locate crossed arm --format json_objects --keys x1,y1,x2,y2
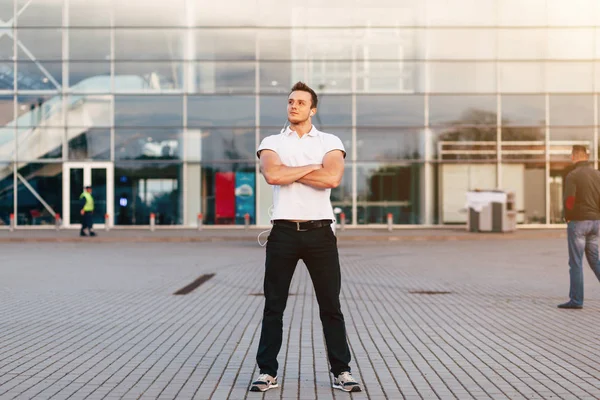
[{"x1": 259, "y1": 149, "x2": 345, "y2": 189}]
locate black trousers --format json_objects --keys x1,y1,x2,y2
[
  {"x1": 81, "y1": 212, "x2": 93, "y2": 231},
  {"x1": 256, "y1": 224, "x2": 352, "y2": 377}
]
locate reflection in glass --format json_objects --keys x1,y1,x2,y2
[
  {"x1": 550, "y1": 161, "x2": 573, "y2": 224},
  {"x1": 426, "y1": 0, "x2": 496, "y2": 26},
  {"x1": 0, "y1": 35, "x2": 13, "y2": 62},
  {"x1": 498, "y1": 29, "x2": 546, "y2": 60},
  {"x1": 115, "y1": 96, "x2": 183, "y2": 127},
  {"x1": 498, "y1": 62, "x2": 545, "y2": 93},
  {"x1": 260, "y1": 62, "x2": 293, "y2": 94},
  {"x1": 16, "y1": 162, "x2": 62, "y2": 226},
  {"x1": 68, "y1": 128, "x2": 111, "y2": 160},
  {"x1": 69, "y1": 64, "x2": 111, "y2": 91},
  {"x1": 16, "y1": 127, "x2": 63, "y2": 161},
  {"x1": 430, "y1": 95, "x2": 497, "y2": 127},
  {"x1": 498, "y1": 0, "x2": 547, "y2": 26},
  {"x1": 91, "y1": 168, "x2": 107, "y2": 224},
  {"x1": 548, "y1": 0, "x2": 596, "y2": 26},
  {"x1": 17, "y1": 29, "x2": 62, "y2": 60},
  {"x1": 296, "y1": 61, "x2": 352, "y2": 93},
  {"x1": 547, "y1": 29, "x2": 594, "y2": 60},
  {"x1": 199, "y1": 163, "x2": 255, "y2": 225},
  {"x1": 503, "y1": 163, "x2": 546, "y2": 224},
  {"x1": 357, "y1": 95, "x2": 424, "y2": 127},
  {"x1": 0, "y1": 61, "x2": 14, "y2": 90},
  {"x1": 501, "y1": 95, "x2": 545, "y2": 126},
  {"x1": 429, "y1": 62, "x2": 496, "y2": 93},
  {"x1": 195, "y1": 62, "x2": 255, "y2": 93},
  {"x1": 196, "y1": 128, "x2": 256, "y2": 162},
  {"x1": 114, "y1": 0, "x2": 186, "y2": 27},
  {"x1": 115, "y1": 29, "x2": 185, "y2": 61},
  {"x1": 357, "y1": 129, "x2": 424, "y2": 161},
  {"x1": 17, "y1": 62, "x2": 62, "y2": 91},
  {"x1": 188, "y1": 96, "x2": 254, "y2": 127},
  {"x1": 115, "y1": 128, "x2": 182, "y2": 160},
  {"x1": 331, "y1": 166, "x2": 352, "y2": 224},
  {"x1": 0, "y1": 96, "x2": 14, "y2": 127},
  {"x1": 16, "y1": 94, "x2": 63, "y2": 127},
  {"x1": 69, "y1": 167, "x2": 84, "y2": 225},
  {"x1": 69, "y1": 0, "x2": 111, "y2": 26},
  {"x1": 549, "y1": 95, "x2": 593, "y2": 126},
  {"x1": 434, "y1": 127, "x2": 498, "y2": 161},
  {"x1": 0, "y1": 1, "x2": 13, "y2": 23},
  {"x1": 69, "y1": 30, "x2": 111, "y2": 60},
  {"x1": 257, "y1": 30, "x2": 293, "y2": 59},
  {"x1": 357, "y1": 163, "x2": 423, "y2": 224},
  {"x1": 549, "y1": 128, "x2": 593, "y2": 146},
  {"x1": 0, "y1": 164, "x2": 12, "y2": 226},
  {"x1": 114, "y1": 62, "x2": 184, "y2": 92},
  {"x1": 114, "y1": 162, "x2": 182, "y2": 225},
  {"x1": 66, "y1": 95, "x2": 111, "y2": 128},
  {"x1": 195, "y1": 0, "x2": 257, "y2": 26}
]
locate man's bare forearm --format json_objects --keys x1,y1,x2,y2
[
  {"x1": 263, "y1": 164, "x2": 320, "y2": 185},
  {"x1": 297, "y1": 168, "x2": 340, "y2": 189}
]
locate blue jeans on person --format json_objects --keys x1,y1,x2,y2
[{"x1": 567, "y1": 220, "x2": 600, "y2": 305}]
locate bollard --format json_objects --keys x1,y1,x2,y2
[
  {"x1": 197, "y1": 213, "x2": 203, "y2": 231},
  {"x1": 105, "y1": 214, "x2": 110, "y2": 231},
  {"x1": 9, "y1": 213, "x2": 14, "y2": 232},
  {"x1": 340, "y1": 212, "x2": 346, "y2": 231},
  {"x1": 244, "y1": 213, "x2": 250, "y2": 229},
  {"x1": 150, "y1": 213, "x2": 155, "y2": 231},
  {"x1": 387, "y1": 213, "x2": 393, "y2": 231},
  {"x1": 55, "y1": 213, "x2": 61, "y2": 231}
]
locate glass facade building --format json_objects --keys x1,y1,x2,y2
[{"x1": 1, "y1": 0, "x2": 599, "y2": 228}]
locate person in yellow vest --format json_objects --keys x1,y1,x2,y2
[{"x1": 80, "y1": 186, "x2": 96, "y2": 237}]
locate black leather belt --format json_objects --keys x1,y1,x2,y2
[{"x1": 273, "y1": 219, "x2": 333, "y2": 231}]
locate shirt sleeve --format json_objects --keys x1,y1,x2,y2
[
  {"x1": 323, "y1": 134, "x2": 346, "y2": 159},
  {"x1": 257, "y1": 136, "x2": 278, "y2": 159}
]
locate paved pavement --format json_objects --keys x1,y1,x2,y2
[{"x1": 0, "y1": 236, "x2": 599, "y2": 399}]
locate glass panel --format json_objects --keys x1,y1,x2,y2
[
  {"x1": 114, "y1": 162, "x2": 183, "y2": 225},
  {"x1": 196, "y1": 29, "x2": 255, "y2": 61},
  {"x1": 548, "y1": 29, "x2": 594, "y2": 60},
  {"x1": 195, "y1": 0, "x2": 256, "y2": 26},
  {"x1": 114, "y1": 0, "x2": 186, "y2": 27},
  {"x1": 501, "y1": 128, "x2": 545, "y2": 162},
  {"x1": 498, "y1": 62, "x2": 545, "y2": 93},
  {"x1": 114, "y1": 62, "x2": 184, "y2": 92},
  {"x1": 428, "y1": 62, "x2": 496, "y2": 93},
  {"x1": 16, "y1": 94, "x2": 63, "y2": 127},
  {"x1": 426, "y1": 0, "x2": 496, "y2": 26},
  {"x1": 331, "y1": 165, "x2": 352, "y2": 224},
  {"x1": 17, "y1": 0, "x2": 62, "y2": 27},
  {"x1": 199, "y1": 163, "x2": 255, "y2": 225},
  {"x1": 0, "y1": 61, "x2": 14, "y2": 90},
  {"x1": 434, "y1": 127, "x2": 498, "y2": 161},
  {"x1": 0, "y1": 35, "x2": 14, "y2": 62},
  {"x1": 16, "y1": 162, "x2": 62, "y2": 226},
  {"x1": 356, "y1": 28, "x2": 422, "y2": 60},
  {"x1": 17, "y1": 29, "x2": 62, "y2": 60},
  {"x1": 66, "y1": 95, "x2": 111, "y2": 128},
  {"x1": 91, "y1": 168, "x2": 107, "y2": 224},
  {"x1": 17, "y1": 62, "x2": 62, "y2": 90},
  {"x1": 0, "y1": 0, "x2": 13, "y2": 22},
  {"x1": 427, "y1": 29, "x2": 496, "y2": 60},
  {"x1": 194, "y1": 62, "x2": 255, "y2": 94},
  {"x1": 261, "y1": 94, "x2": 351, "y2": 127},
  {"x1": 115, "y1": 29, "x2": 185, "y2": 61},
  {"x1": 196, "y1": 128, "x2": 256, "y2": 162},
  {"x1": 0, "y1": 95, "x2": 14, "y2": 127},
  {"x1": 115, "y1": 128, "x2": 182, "y2": 160},
  {"x1": 16, "y1": 127, "x2": 63, "y2": 161},
  {"x1": 498, "y1": 29, "x2": 546, "y2": 60},
  {"x1": 258, "y1": 29, "x2": 292, "y2": 60},
  {"x1": 356, "y1": 61, "x2": 421, "y2": 93},
  {"x1": 548, "y1": 0, "x2": 596, "y2": 26},
  {"x1": 498, "y1": 0, "x2": 547, "y2": 26},
  {"x1": 68, "y1": 128, "x2": 111, "y2": 160},
  {"x1": 357, "y1": 95, "x2": 424, "y2": 127},
  {"x1": 300, "y1": 61, "x2": 352, "y2": 93},
  {"x1": 0, "y1": 95, "x2": 14, "y2": 160},
  {"x1": 259, "y1": 61, "x2": 293, "y2": 93},
  {"x1": 546, "y1": 62, "x2": 594, "y2": 93},
  {"x1": 290, "y1": 29, "x2": 354, "y2": 60},
  {"x1": 550, "y1": 127, "x2": 593, "y2": 142},
  {"x1": 115, "y1": 96, "x2": 183, "y2": 127},
  {"x1": 357, "y1": 162, "x2": 423, "y2": 224},
  {"x1": 501, "y1": 163, "x2": 546, "y2": 224},
  {"x1": 69, "y1": 167, "x2": 84, "y2": 225},
  {"x1": 69, "y1": 0, "x2": 111, "y2": 27},
  {"x1": 188, "y1": 95, "x2": 254, "y2": 127},
  {"x1": 430, "y1": 95, "x2": 497, "y2": 127},
  {"x1": 501, "y1": 95, "x2": 546, "y2": 126},
  {"x1": 549, "y1": 95, "x2": 594, "y2": 126},
  {"x1": 0, "y1": 163, "x2": 13, "y2": 226},
  {"x1": 357, "y1": 128, "x2": 424, "y2": 161},
  {"x1": 69, "y1": 64, "x2": 111, "y2": 91},
  {"x1": 69, "y1": 29, "x2": 111, "y2": 61}
]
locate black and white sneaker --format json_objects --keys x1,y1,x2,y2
[
  {"x1": 333, "y1": 371, "x2": 362, "y2": 392},
  {"x1": 249, "y1": 373, "x2": 278, "y2": 392}
]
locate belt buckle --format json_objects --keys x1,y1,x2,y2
[{"x1": 296, "y1": 222, "x2": 308, "y2": 232}]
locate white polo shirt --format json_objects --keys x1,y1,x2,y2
[{"x1": 257, "y1": 125, "x2": 346, "y2": 222}]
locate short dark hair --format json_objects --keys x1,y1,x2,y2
[
  {"x1": 572, "y1": 145, "x2": 589, "y2": 158},
  {"x1": 289, "y1": 81, "x2": 318, "y2": 109}
]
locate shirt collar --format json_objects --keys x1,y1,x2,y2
[{"x1": 283, "y1": 125, "x2": 319, "y2": 137}]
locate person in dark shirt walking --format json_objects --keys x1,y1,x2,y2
[{"x1": 559, "y1": 145, "x2": 600, "y2": 309}]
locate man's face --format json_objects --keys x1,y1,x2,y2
[{"x1": 287, "y1": 91, "x2": 314, "y2": 125}]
